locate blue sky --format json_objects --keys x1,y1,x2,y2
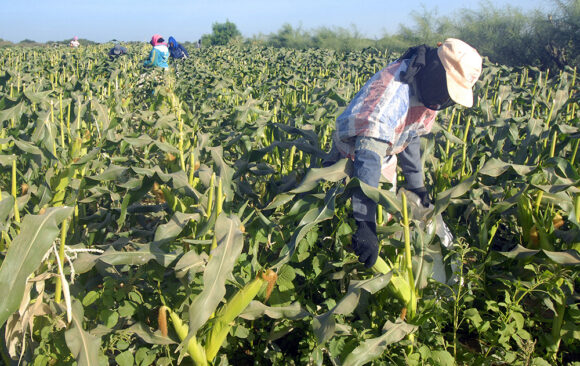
[{"x1": 2, "y1": 0, "x2": 551, "y2": 43}]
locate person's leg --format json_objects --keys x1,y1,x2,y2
[
  {"x1": 352, "y1": 137, "x2": 389, "y2": 222},
  {"x1": 351, "y1": 136, "x2": 389, "y2": 267}
]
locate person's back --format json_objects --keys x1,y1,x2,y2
[
  {"x1": 168, "y1": 36, "x2": 189, "y2": 59},
  {"x1": 144, "y1": 34, "x2": 169, "y2": 68},
  {"x1": 70, "y1": 36, "x2": 80, "y2": 48},
  {"x1": 109, "y1": 44, "x2": 128, "y2": 60}
]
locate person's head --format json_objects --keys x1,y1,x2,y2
[
  {"x1": 150, "y1": 34, "x2": 166, "y2": 47},
  {"x1": 416, "y1": 38, "x2": 482, "y2": 110},
  {"x1": 73, "y1": 36, "x2": 78, "y2": 41},
  {"x1": 168, "y1": 36, "x2": 177, "y2": 48}
]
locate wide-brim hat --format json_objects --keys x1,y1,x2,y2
[{"x1": 437, "y1": 38, "x2": 482, "y2": 108}]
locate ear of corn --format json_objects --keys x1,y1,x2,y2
[
  {"x1": 205, "y1": 274, "x2": 266, "y2": 361},
  {"x1": 372, "y1": 257, "x2": 413, "y2": 306},
  {"x1": 518, "y1": 194, "x2": 534, "y2": 245},
  {"x1": 370, "y1": 192, "x2": 417, "y2": 320},
  {"x1": 371, "y1": 256, "x2": 391, "y2": 274},
  {"x1": 160, "y1": 305, "x2": 207, "y2": 366}
]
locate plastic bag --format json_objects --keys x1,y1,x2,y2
[{"x1": 397, "y1": 188, "x2": 459, "y2": 285}]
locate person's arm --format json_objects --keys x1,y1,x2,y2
[
  {"x1": 143, "y1": 49, "x2": 155, "y2": 67},
  {"x1": 181, "y1": 44, "x2": 189, "y2": 58}
]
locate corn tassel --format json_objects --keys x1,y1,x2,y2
[
  {"x1": 206, "y1": 172, "x2": 215, "y2": 218},
  {"x1": 12, "y1": 159, "x2": 20, "y2": 224},
  {"x1": 189, "y1": 150, "x2": 198, "y2": 187},
  {"x1": 215, "y1": 177, "x2": 223, "y2": 218},
  {"x1": 210, "y1": 177, "x2": 224, "y2": 251}
]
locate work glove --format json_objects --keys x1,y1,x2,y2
[
  {"x1": 352, "y1": 220, "x2": 379, "y2": 268},
  {"x1": 408, "y1": 186, "x2": 431, "y2": 208}
]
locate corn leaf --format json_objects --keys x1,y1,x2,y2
[
  {"x1": 0, "y1": 206, "x2": 73, "y2": 327},
  {"x1": 0, "y1": 154, "x2": 17, "y2": 167},
  {"x1": 64, "y1": 300, "x2": 102, "y2": 366},
  {"x1": 351, "y1": 179, "x2": 402, "y2": 213},
  {"x1": 239, "y1": 301, "x2": 309, "y2": 320},
  {"x1": 432, "y1": 175, "x2": 477, "y2": 217},
  {"x1": 342, "y1": 319, "x2": 417, "y2": 366},
  {"x1": 274, "y1": 185, "x2": 339, "y2": 268},
  {"x1": 0, "y1": 195, "x2": 14, "y2": 226},
  {"x1": 479, "y1": 158, "x2": 537, "y2": 177},
  {"x1": 72, "y1": 243, "x2": 179, "y2": 274},
  {"x1": 313, "y1": 273, "x2": 392, "y2": 344},
  {"x1": 174, "y1": 250, "x2": 208, "y2": 279},
  {"x1": 125, "y1": 323, "x2": 176, "y2": 345},
  {"x1": 0, "y1": 100, "x2": 26, "y2": 123},
  {"x1": 187, "y1": 213, "x2": 244, "y2": 338},
  {"x1": 289, "y1": 158, "x2": 350, "y2": 194},
  {"x1": 153, "y1": 212, "x2": 201, "y2": 245},
  {"x1": 494, "y1": 245, "x2": 580, "y2": 265}
]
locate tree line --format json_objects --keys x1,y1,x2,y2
[
  {"x1": 203, "y1": 0, "x2": 579, "y2": 70},
  {"x1": 1, "y1": 0, "x2": 577, "y2": 70}
]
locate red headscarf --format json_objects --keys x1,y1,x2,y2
[{"x1": 150, "y1": 34, "x2": 167, "y2": 46}]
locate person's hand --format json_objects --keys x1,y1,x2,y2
[
  {"x1": 408, "y1": 186, "x2": 431, "y2": 207},
  {"x1": 352, "y1": 221, "x2": 379, "y2": 268}
]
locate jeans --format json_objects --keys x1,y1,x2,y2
[
  {"x1": 324, "y1": 135, "x2": 407, "y2": 222},
  {"x1": 352, "y1": 137, "x2": 390, "y2": 222}
]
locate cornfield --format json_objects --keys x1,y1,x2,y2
[{"x1": 0, "y1": 43, "x2": 578, "y2": 365}]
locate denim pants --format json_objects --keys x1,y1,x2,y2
[
  {"x1": 352, "y1": 137, "x2": 390, "y2": 222},
  {"x1": 325, "y1": 133, "x2": 424, "y2": 222}
]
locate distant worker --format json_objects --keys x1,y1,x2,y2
[
  {"x1": 70, "y1": 36, "x2": 80, "y2": 48},
  {"x1": 108, "y1": 44, "x2": 128, "y2": 60},
  {"x1": 168, "y1": 36, "x2": 189, "y2": 59},
  {"x1": 143, "y1": 34, "x2": 169, "y2": 69},
  {"x1": 196, "y1": 39, "x2": 202, "y2": 49}
]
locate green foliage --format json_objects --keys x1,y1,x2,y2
[
  {"x1": 260, "y1": 1, "x2": 579, "y2": 70},
  {"x1": 0, "y1": 39, "x2": 14, "y2": 48},
  {"x1": 202, "y1": 20, "x2": 242, "y2": 46},
  {"x1": 264, "y1": 24, "x2": 375, "y2": 52}
]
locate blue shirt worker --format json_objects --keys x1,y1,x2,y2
[
  {"x1": 327, "y1": 38, "x2": 483, "y2": 268},
  {"x1": 108, "y1": 44, "x2": 128, "y2": 60},
  {"x1": 168, "y1": 36, "x2": 189, "y2": 59},
  {"x1": 144, "y1": 34, "x2": 169, "y2": 68}
]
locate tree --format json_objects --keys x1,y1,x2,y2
[
  {"x1": 397, "y1": 6, "x2": 450, "y2": 46},
  {"x1": 539, "y1": 0, "x2": 580, "y2": 68},
  {"x1": 203, "y1": 20, "x2": 241, "y2": 46}
]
